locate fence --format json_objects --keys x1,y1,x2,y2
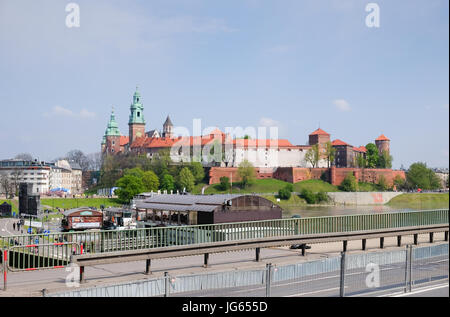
[
  {"x1": 46, "y1": 243, "x2": 449, "y2": 297},
  {"x1": 2, "y1": 209, "x2": 448, "y2": 257}
]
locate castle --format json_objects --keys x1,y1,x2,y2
[{"x1": 101, "y1": 88, "x2": 401, "y2": 185}]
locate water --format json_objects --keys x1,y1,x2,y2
[{"x1": 283, "y1": 203, "x2": 448, "y2": 218}]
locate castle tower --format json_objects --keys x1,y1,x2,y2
[
  {"x1": 103, "y1": 108, "x2": 122, "y2": 155},
  {"x1": 128, "y1": 86, "x2": 146, "y2": 146},
  {"x1": 309, "y1": 128, "x2": 331, "y2": 158},
  {"x1": 162, "y1": 115, "x2": 174, "y2": 138},
  {"x1": 375, "y1": 134, "x2": 390, "y2": 155}
]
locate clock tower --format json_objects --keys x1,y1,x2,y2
[{"x1": 128, "y1": 86, "x2": 146, "y2": 146}]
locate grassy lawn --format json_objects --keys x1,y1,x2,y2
[
  {"x1": 263, "y1": 194, "x2": 307, "y2": 209},
  {"x1": 293, "y1": 180, "x2": 340, "y2": 193},
  {"x1": 40, "y1": 198, "x2": 122, "y2": 210},
  {"x1": 387, "y1": 193, "x2": 449, "y2": 209},
  {"x1": 203, "y1": 179, "x2": 294, "y2": 194},
  {"x1": 195, "y1": 179, "x2": 340, "y2": 195},
  {"x1": 357, "y1": 182, "x2": 382, "y2": 192}
]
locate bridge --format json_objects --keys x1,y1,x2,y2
[{"x1": 1, "y1": 209, "x2": 449, "y2": 283}]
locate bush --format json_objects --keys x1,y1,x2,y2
[
  {"x1": 377, "y1": 175, "x2": 389, "y2": 191},
  {"x1": 278, "y1": 188, "x2": 292, "y2": 200},
  {"x1": 219, "y1": 176, "x2": 230, "y2": 191},
  {"x1": 301, "y1": 189, "x2": 316, "y2": 204},
  {"x1": 316, "y1": 191, "x2": 329, "y2": 203},
  {"x1": 339, "y1": 173, "x2": 358, "y2": 192}
]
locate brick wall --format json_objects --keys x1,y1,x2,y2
[{"x1": 209, "y1": 166, "x2": 406, "y2": 187}]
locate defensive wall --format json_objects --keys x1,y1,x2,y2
[
  {"x1": 209, "y1": 166, "x2": 406, "y2": 187},
  {"x1": 327, "y1": 192, "x2": 403, "y2": 205}
]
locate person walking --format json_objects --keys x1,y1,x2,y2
[{"x1": 13, "y1": 222, "x2": 16, "y2": 231}]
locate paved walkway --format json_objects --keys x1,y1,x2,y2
[{"x1": 1, "y1": 233, "x2": 448, "y2": 297}]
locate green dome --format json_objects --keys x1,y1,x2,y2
[{"x1": 105, "y1": 109, "x2": 121, "y2": 137}]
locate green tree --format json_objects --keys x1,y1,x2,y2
[
  {"x1": 124, "y1": 167, "x2": 144, "y2": 178},
  {"x1": 316, "y1": 191, "x2": 329, "y2": 203},
  {"x1": 305, "y1": 144, "x2": 320, "y2": 168},
  {"x1": 160, "y1": 174, "x2": 175, "y2": 192},
  {"x1": 142, "y1": 170, "x2": 159, "y2": 192},
  {"x1": 356, "y1": 155, "x2": 366, "y2": 168},
  {"x1": 219, "y1": 176, "x2": 230, "y2": 191},
  {"x1": 339, "y1": 173, "x2": 359, "y2": 192},
  {"x1": 189, "y1": 162, "x2": 205, "y2": 184},
  {"x1": 278, "y1": 184, "x2": 293, "y2": 200},
  {"x1": 365, "y1": 143, "x2": 379, "y2": 168},
  {"x1": 324, "y1": 141, "x2": 336, "y2": 168},
  {"x1": 237, "y1": 160, "x2": 256, "y2": 188},
  {"x1": 115, "y1": 175, "x2": 145, "y2": 203},
  {"x1": 178, "y1": 167, "x2": 195, "y2": 192},
  {"x1": 377, "y1": 175, "x2": 389, "y2": 191},
  {"x1": 378, "y1": 150, "x2": 393, "y2": 169},
  {"x1": 406, "y1": 162, "x2": 441, "y2": 190},
  {"x1": 300, "y1": 188, "x2": 316, "y2": 204},
  {"x1": 393, "y1": 175, "x2": 405, "y2": 190}
]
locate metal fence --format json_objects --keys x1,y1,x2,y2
[
  {"x1": 47, "y1": 243, "x2": 449, "y2": 297},
  {"x1": 2, "y1": 209, "x2": 448, "y2": 258}
]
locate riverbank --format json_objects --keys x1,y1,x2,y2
[{"x1": 387, "y1": 193, "x2": 449, "y2": 210}]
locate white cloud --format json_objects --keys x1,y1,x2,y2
[
  {"x1": 43, "y1": 106, "x2": 96, "y2": 119},
  {"x1": 333, "y1": 99, "x2": 351, "y2": 112},
  {"x1": 259, "y1": 117, "x2": 280, "y2": 127}
]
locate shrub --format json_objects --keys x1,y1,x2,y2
[
  {"x1": 301, "y1": 189, "x2": 316, "y2": 204},
  {"x1": 339, "y1": 173, "x2": 358, "y2": 192},
  {"x1": 278, "y1": 188, "x2": 292, "y2": 200},
  {"x1": 316, "y1": 191, "x2": 329, "y2": 203},
  {"x1": 219, "y1": 176, "x2": 230, "y2": 191},
  {"x1": 377, "y1": 175, "x2": 389, "y2": 191}
]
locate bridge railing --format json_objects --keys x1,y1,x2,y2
[{"x1": 1, "y1": 209, "x2": 448, "y2": 259}]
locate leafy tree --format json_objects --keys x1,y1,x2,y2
[
  {"x1": 365, "y1": 143, "x2": 379, "y2": 168},
  {"x1": 115, "y1": 175, "x2": 145, "y2": 203},
  {"x1": 377, "y1": 175, "x2": 389, "y2": 191},
  {"x1": 339, "y1": 173, "x2": 359, "y2": 192},
  {"x1": 393, "y1": 175, "x2": 405, "y2": 190},
  {"x1": 237, "y1": 160, "x2": 256, "y2": 188},
  {"x1": 124, "y1": 167, "x2": 144, "y2": 178},
  {"x1": 356, "y1": 155, "x2": 366, "y2": 168},
  {"x1": 305, "y1": 144, "x2": 320, "y2": 168},
  {"x1": 278, "y1": 188, "x2": 291, "y2": 200},
  {"x1": 300, "y1": 189, "x2": 316, "y2": 204},
  {"x1": 160, "y1": 174, "x2": 175, "y2": 192},
  {"x1": 378, "y1": 150, "x2": 393, "y2": 169},
  {"x1": 219, "y1": 176, "x2": 230, "y2": 191},
  {"x1": 189, "y1": 162, "x2": 205, "y2": 184},
  {"x1": 142, "y1": 170, "x2": 159, "y2": 192},
  {"x1": 177, "y1": 167, "x2": 195, "y2": 192},
  {"x1": 324, "y1": 141, "x2": 336, "y2": 168},
  {"x1": 406, "y1": 162, "x2": 441, "y2": 190}
]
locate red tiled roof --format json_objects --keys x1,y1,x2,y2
[
  {"x1": 233, "y1": 139, "x2": 295, "y2": 149},
  {"x1": 353, "y1": 146, "x2": 367, "y2": 153},
  {"x1": 119, "y1": 136, "x2": 129, "y2": 146},
  {"x1": 331, "y1": 139, "x2": 351, "y2": 146},
  {"x1": 376, "y1": 134, "x2": 390, "y2": 141},
  {"x1": 309, "y1": 128, "x2": 330, "y2": 136}
]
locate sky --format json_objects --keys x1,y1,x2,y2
[{"x1": 0, "y1": 0, "x2": 448, "y2": 168}]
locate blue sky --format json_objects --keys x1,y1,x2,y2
[{"x1": 0, "y1": 0, "x2": 448, "y2": 168}]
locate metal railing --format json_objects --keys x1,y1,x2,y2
[
  {"x1": 1, "y1": 209, "x2": 448, "y2": 268},
  {"x1": 46, "y1": 243, "x2": 449, "y2": 297}
]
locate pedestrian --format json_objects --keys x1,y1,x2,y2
[{"x1": 13, "y1": 222, "x2": 16, "y2": 231}]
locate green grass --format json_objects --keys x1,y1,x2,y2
[
  {"x1": 293, "y1": 180, "x2": 340, "y2": 193},
  {"x1": 263, "y1": 194, "x2": 307, "y2": 209},
  {"x1": 387, "y1": 193, "x2": 449, "y2": 210},
  {"x1": 40, "y1": 198, "x2": 122, "y2": 210},
  {"x1": 203, "y1": 179, "x2": 294, "y2": 194},
  {"x1": 196, "y1": 179, "x2": 340, "y2": 195},
  {"x1": 357, "y1": 182, "x2": 383, "y2": 192}
]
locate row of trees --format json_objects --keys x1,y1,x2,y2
[{"x1": 114, "y1": 161, "x2": 205, "y2": 203}]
